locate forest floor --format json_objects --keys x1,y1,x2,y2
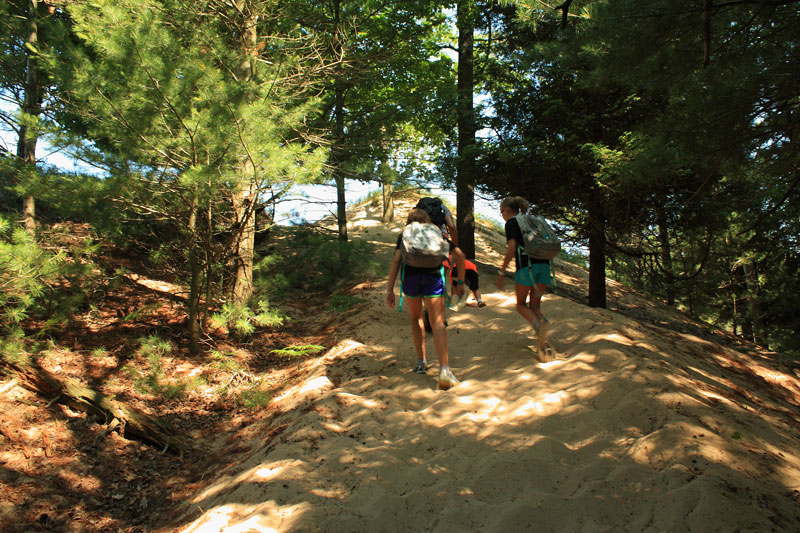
[
  {"x1": 0, "y1": 221, "x2": 345, "y2": 532},
  {"x1": 3, "y1": 196, "x2": 800, "y2": 532}
]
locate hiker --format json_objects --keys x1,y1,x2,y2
[
  {"x1": 386, "y1": 208, "x2": 466, "y2": 390},
  {"x1": 415, "y1": 197, "x2": 459, "y2": 246},
  {"x1": 443, "y1": 257, "x2": 485, "y2": 308},
  {"x1": 496, "y1": 196, "x2": 555, "y2": 361}
]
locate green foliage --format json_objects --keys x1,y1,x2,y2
[
  {"x1": 121, "y1": 303, "x2": 160, "y2": 322},
  {"x1": 269, "y1": 344, "x2": 325, "y2": 358},
  {"x1": 0, "y1": 216, "x2": 99, "y2": 336},
  {"x1": 209, "y1": 300, "x2": 284, "y2": 338},
  {"x1": 237, "y1": 387, "x2": 271, "y2": 409},
  {"x1": 136, "y1": 335, "x2": 173, "y2": 359},
  {"x1": 126, "y1": 336, "x2": 193, "y2": 399},
  {"x1": 0, "y1": 329, "x2": 29, "y2": 366},
  {"x1": 255, "y1": 229, "x2": 382, "y2": 299},
  {"x1": 328, "y1": 294, "x2": 366, "y2": 312},
  {"x1": 209, "y1": 350, "x2": 245, "y2": 373},
  {"x1": 90, "y1": 347, "x2": 109, "y2": 358}
]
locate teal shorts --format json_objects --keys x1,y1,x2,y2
[{"x1": 515, "y1": 264, "x2": 552, "y2": 287}]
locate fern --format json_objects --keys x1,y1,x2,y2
[{"x1": 269, "y1": 344, "x2": 325, "y2": 358}]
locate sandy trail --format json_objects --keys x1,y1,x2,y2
[{"x1": 178, "y1": 201, "x2": 800, "y2": 532}]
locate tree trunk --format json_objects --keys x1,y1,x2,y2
[
  {"x1": 456, "y1": 0, "x2": 476, "y2": 259},
  {"x1": 230, "y1": 2, "x2": 258, "y2": 303},
  {"x1": 657, "y1": 212, "x2": 676, "y2": 306},
  {"x1": 329, "y1": 0, "x2": 348, "y2": 242},
  {"x1": 382, "y1": 182, "x2": 394, "y2": 223},
  {"x1": 334, "y1": 83, "x2": 348, "y2": 241},
  {"x1": 186, "y1": 198, "x2": 201, "y2": 355},
  {"x1": 742, "y1": 262, "x2": 764, "y2": 345},
  {"x1": 18, "y1": 0, "x2": 41, "y2": 233},
  {"x1": 587, "y1": 202, "x2": 607, "y2": 308},
  {"x1": 379, "y1": 127, "x2": 394, "y2": 223},
  {"x1": 231, "y1": 178, "x2": 256, "y2": 304}
]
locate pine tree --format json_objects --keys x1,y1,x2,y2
[{"x1": 56, "y1": 0, "x2": 326, "y2": 352}]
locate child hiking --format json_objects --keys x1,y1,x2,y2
[
  {"x1": 386, "y1": 208, "x2": 466, "y2": 390},
  {"x1": 496, "y1": 196, "x2": 556, "y2": 362},
  {"x1": 443, "y1": 257, "x2": 485, "y2": 308}
]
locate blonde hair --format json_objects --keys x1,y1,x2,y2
[
  {"x1": 500, "y1": 196, "x2": 529, "y2": 215},
  {"x1": 406, "y1": 208, "x2": 432, "y2": 224}
]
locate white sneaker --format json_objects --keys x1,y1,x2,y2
[
  {"x1": 438, "y1": 366, "x2": 459, "y2": 390},
  {"x1": 448, "y1": 290, "x2": 470, "y2": 312}
]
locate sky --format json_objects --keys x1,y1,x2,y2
[
  {"x1": 0, "y1": 119, "x2": 504, "y2": 228},
  {"x1": 277, "y1": 182, "x2": 504, "y2": 227}
]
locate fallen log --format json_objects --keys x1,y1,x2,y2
[{"x1": 1, "y1": 359, "x2": 186, "y2": 456}]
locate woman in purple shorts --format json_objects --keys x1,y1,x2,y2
[{"x1": 386, "y1": 208, "x2": 466, "y2": 390}]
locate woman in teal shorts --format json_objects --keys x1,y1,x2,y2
[
  {"x1": 386, "y1": 208, "x2": 466, "y2": 390},
  {"x1": 495, "y1": 196, "x2": 554, "y2": 361}
]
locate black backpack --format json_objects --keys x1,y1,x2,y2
[{"x1": 415, "y1": 197, "x2": 446, "y2": 227}]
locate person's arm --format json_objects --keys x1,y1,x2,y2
[
  {"x1": 496, "y1": 238, "x2": 517, "y2": 290},
  {"x1": 451, "y1": 246, "x2": 467, "y2": 298},
  {"x1": 386, "y1": 249, "x2": 402, "y2": 308},
  {"x1": 445, "y1": 213, "x2": 459, "y2": 246}
]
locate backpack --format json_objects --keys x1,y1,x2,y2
[
  {"x1": 400, "y1": 222, "x2": 450, "y2": 268},
  {"x1": 515, "y1": 214, "x2": 561, "y2": 260},
  {"x1": 415, "y1": 197, "x2": 446, "y2": 227}
]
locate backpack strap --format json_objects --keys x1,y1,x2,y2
[
  {"x1": 517, "y1": 245, "x2": 535, "y2": 285},
  {"x1": 398, "y1": 263, "x2": 406, "y2": 312},
  {"x1": 440, "y1": 265, "x2": 450, "y2": 307},
  {"x1": 518, "y1": 245, "x2": 544, "y2": 299}
]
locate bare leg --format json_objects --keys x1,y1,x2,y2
[
  {"x1": 407, "y1": 297, "x2": 426, "y2": 361},
  {"x1": 516, "y1": 283, "x2": 551, "y2": 360},
  {"x1": 473, "y1": 289, "x2": 485, "y2": 306},
  {"x1": 423, "y1": 296, "x2": 449, "y2": 368},
  {"x1": 515, "y1": 284, "x2": 537, "y2": 326}
]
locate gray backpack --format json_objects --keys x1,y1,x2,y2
[
  {"x1": 400, "y1": 222, "x2": 449, "y2": 268},
  {"x1": 515, "y1": 214, "x2": 561, "y2": 260}
]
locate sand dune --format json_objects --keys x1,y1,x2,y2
[{"x1": 177, "y1": 199, "x2": 800, "y2": 532}]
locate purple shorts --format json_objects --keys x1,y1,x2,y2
[{"x1": 402, "y1": 271, "x2": 445, "y2": 298}]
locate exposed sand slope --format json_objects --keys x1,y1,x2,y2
[{"x1": 178, "y1": 197, "x2": 800, "y2": 532}]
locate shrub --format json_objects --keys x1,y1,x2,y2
[
  {"x1": 208, "y1": 300, "x2": 284, "y2": 338},
  {"x1": 254, "y1": 229, "x2": 381, "y2": 298},
  {"x1": 126, "y1": 336, "x2": 192, "y2": 400}
]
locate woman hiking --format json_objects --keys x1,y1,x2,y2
[
  {"x1": 496, "y1": 196, "x2": 555, "y2": 362},
  {"x1": 386, "y1": 208, "x2": 466, "y2": 390}
]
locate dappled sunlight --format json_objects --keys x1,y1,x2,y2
[
  {"x1": 536, "y1": 359, "x2": 564, "y2": 371},
  {"x1": 488, "y1": 292, "x2": 520, "y2": 308},
  {"x1": 309, "y1": 486, "x2": 349, "y2": 499},
  {"x1": 272, "y1": 376, "x2": 333, "y2": 403},
  {"x1": 348, "y1": 218, "x2": 383, "y2": 228},
  {"x1": 559, "y1": 351, "x2": 598, "y2": 366},
  {"x1": 509, "y1": 393, "x2": 566, "y2": 418},
  {"x1": 182, "y1": 502, "x2": 307, "y2": 533},
  {"x1": 253, "y1": 466, "x2": 285, "y2": 481},
  {"x1": 174, "y1": 197, "x2": 800, "y2": 533},
  {"x1": 605, "y1": 332, "x2": 636, "y2": 345}
]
